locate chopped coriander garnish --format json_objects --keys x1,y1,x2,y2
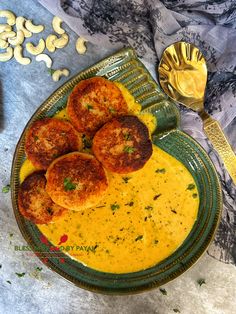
[
  {"x1": 197, "y1": 278, "x2": 206, "y2": 286},
  {"x1": 6, "y1": 280, "x2": 11, "y2": 284},
  {"x1": 15, "y1": 272, "x2": 26, "y2": 278},
  {"x1": 155, "y1": 168, "x2": 166, "y2": 174},
  {"x1": 122, "y1": 177, "x2": 131, "y2": 183},
  {"x1": 34, "y1": 135, "x2": 39, "y2": 141},
  {"x1": 123, "y1": 146, "x2": 136, "y2": 154},
  {"x1": 9, "y1": 233, "x2": 13, "y2": 238},
  {"x1": 145, "y1": 205, "x2": 153, "y2": 210},
  {"x1": 82, "y1": 134, "x2": 92, "y2": 149},
  {"x1": 173, "y1": 309, "x2": 180, "y2": 313},
  {"x1": 110, "y1": 203, "x2": 120, "y2": 211},
  {"x1": 48, "y1": 68, "x2": 56, "y2": 75},
  {"x1": 36, "y1": 267, "x2": 43, "y2": 272},
  {"x1": 123, "y1": 132, "x2": 131, "y2": 141},
  {"x1": 2, "y1": 184, "x2": 10, "y2": 193},
  {"x1": 135, "y1": 235, "x2": 143, "y2": 241},
  {"x1": 46, "y1": 208, "x2": 53, "y2": 215},
  {"x1": 187, "y1": 183, "x2": 195, "y2": 190},
  {"x1": 159, "y1": 288, "x2": 167, "y2": 295},
  {"x1": 192, "y1": 193, "x2": 198, "y2": 198},
  {"x1": 86, "y1": 104, "x2": 93, "y2": 110},
  {"x1": 63, "y1": 178, "x2": 77, "y2": 191},
  {"x1": 109, "y1": 107, "x2": 116, "y2": 114}
]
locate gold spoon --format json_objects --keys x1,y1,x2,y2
[{"x1": 158, "y1": 41, "x2": 236, "y2": 185}]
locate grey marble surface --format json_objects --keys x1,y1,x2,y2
[{"x1": 0, "y1": 1, "x2": 236, "y2": 313}]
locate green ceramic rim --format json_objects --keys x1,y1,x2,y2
[{"x1": 11, "y1": 47, "x2": 222, "y2": 294}]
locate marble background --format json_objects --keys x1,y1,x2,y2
[{"x1": 0, "y1": 0, "x2": 236, "y2": 313}]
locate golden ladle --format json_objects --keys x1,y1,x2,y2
[{"x1": 158, "y1": 41, "x2": 236, "y2": 185}]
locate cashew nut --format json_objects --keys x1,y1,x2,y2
[
  {"x1": 25, "y1": 20, "x2": 44, "y2": 33},
  {"x1": 76, "y1": 37, "x2": 87, "y2": 54},
  {"x1": 16, "y1": 17, "x2": 32, "y2": 38},
  {"x1": 8, "y1": 30, "x2": 24, "y2": 46},
  {"x1": 0, "y1": 10, "x2": 16, "y2": 26},
  {"x1": 0, "y1": 24, "x2": 12, "y2": 33},
  {"x1": 14, "y1": 45, "x2": 31, "y2": 65},
  {"x1": 0, "y1": 47, "x2": 13, "y2": 62},
  {"x1": 26, "y1": 39, "x2": 45, "y2": 55},
  {"x1": 52, "y1": 69, "x2": 70, "y2": 82},
  {"x1": 0, "y1": 31, "x2": 16, "y2": 40},
  {"x1": 35, "y1": 53, "x2": 52, "y2": 68},
  {"x1": 46, "y1": 34, "x2": 57, "y2": 52},
  {"x1": 54, "y1": 33, "x2": 69, "y2": 49},
  {"x1": 52, "y1": 16, "x2": 65, "y2": 35},
  {"x1": 0, "y1": 39, "x2": 9, "y2": 49}
]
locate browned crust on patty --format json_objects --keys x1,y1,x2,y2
[
  {"x1": 25, "y1": 118, "x2": 83, "y2": 170},
  {"x1": 46, "y1": 152, "x2": 108, "y2": 211},
  {"x1": 92, "y1": 115, "x2": 153, "y2": 173},
  {"x1": 67, "y1": 77, "x2": 128, "y2": 135},
  {"x1": 18, "y1": 171, "x2": 67, "y2": 224}
]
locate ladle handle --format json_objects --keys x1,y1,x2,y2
[{"x1": 202, "y1": 113, "x2": 236, "y2": 185}]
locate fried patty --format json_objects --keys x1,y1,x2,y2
[
  {"x1": 92, "y1": 115, "x2": 153, "y2": 173},
  {"x1": 25, "y1": 118, "x2": 82, "y2": 170},
  {"x1": 18, "y1": 171, "x2": 67, "y2": 224},
  {"x1": 46, "y1": 152, "x2": 108, "y2": 211},
  {"x1": 67, "y1": 77, "x2": 128, "y2": 135}
]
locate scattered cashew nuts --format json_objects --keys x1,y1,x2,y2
[
  {"x1": 35, "y1": 53, "x2": 52, "y2": 68},
  {"x1": 46, "y1": 34, "x2": 57, "y2": 52},
  {"x1": 16, "y1": 17, "x2": 32, "y2": 38},
  {"x1": 52, "y1": 16, "x2": 65, "y2": 35},
  {"x1": 0, "y1": 47, "x2": 13, "y2": 62},
  {"x1": 25, "y1": 20, "x2": 44, "y2": 33},
  {"x1": 0, "y1": 31, "x2": 16, "y2": 40},
  {"x1": 76, "y1": 37, "x2": 87, "y2": 54},
  {"x1": 52, "y1": 69, "x2": 70, "y2": 82},
  {"x1": 26, "y1": 39, "x2": 45, "y2": 55},
  {"x1": 8, "y1": 30, "x2": 24, "y2": 46},
  {"x1": 54, "y1": 33, "x2": 69, "y2": 49},
  {"x1": 0, "y1": 32, "x2": 15, "y2": 48},
  {"x1": 0, "y1": 39, "x2": 9, "y2": 49},
  {"x1": 14, "y1": 45, "x2": 31, "y2": 65},
  {"x1": 0, "y1": 12, "x2": 71, "y2": 76},
  {"x1": 0, "y1": 24, "x2": 12, "y2": 33},
  {"x1": 0, "y1": 10, "x2": 16, "y2": 26}
]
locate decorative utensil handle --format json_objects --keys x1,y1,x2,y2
[{"x1": 202, "y1": 113, "x2": 236, "y2": 185}]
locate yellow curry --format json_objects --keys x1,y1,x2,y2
[{"x1": 19, "y1": 82, "x2": 199, "y2": 273}]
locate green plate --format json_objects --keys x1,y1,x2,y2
[{"x1": 11, "y1": 47, "x2": 222, "y2": 294}]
